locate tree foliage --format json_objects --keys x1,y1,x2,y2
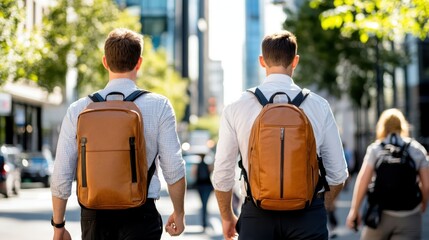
[
  {"x1": 137, "y1": 39, "x2": 189, "y2": 121},
  {"x1": 0, "y1": 0, "x2": 188, "y2": 120},
  {"x1": 284, "y1": 0, "x2": 407, "y2": 107},
  {"x1": 0, "y1": 0, "x2": 21, "y2": 84},
  {"x1": 0, "y1": 0, "x2": 45, "y2": 85},
  {"x1": 41, "y1": 0, "x2": 138, "y2": 92},
  {"x1": 310, "y1": 0, "x2": 429, "y2": 42}
]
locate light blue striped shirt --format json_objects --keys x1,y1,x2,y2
[{"x1": 51, "y1": 78, "x2": 185, "y2": 200}]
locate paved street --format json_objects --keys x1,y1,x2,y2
[
  {"x1": 0, "y1": 182, "x2": 223, "y2": 240},
  {"x1": 1, "y1": 176, "x2": 428, "y2": 239}
]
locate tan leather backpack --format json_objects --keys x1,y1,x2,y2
[
  {"x1": 76, "y1": 90, "x2": 155, "y2": 210},
  {"x1": 239, "y1": 88, "x2": 329, "y2": 211}
]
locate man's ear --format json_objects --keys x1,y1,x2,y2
[
  {"x1": 259, "y1": 55, "x2": 266, "y2": 68},
  {"x1": 102, "y1": 56, "x2": 109, "y2": 70},
  {"x1": 134, "y1": 57, "x2": 143, "y2": 71},
  {"x1": 291, "y1": 55, "x2": 299, "y2": 69}
]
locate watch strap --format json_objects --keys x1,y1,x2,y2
[{"x1": 51, "y1": 216, "x2": 66, "y2": 228}]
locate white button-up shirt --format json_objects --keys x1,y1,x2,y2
[
  {"x1": 213, "y1": 74, "x2": 348, "y2": 194},
  {"x1": 51, "y1": 78, "x2": 185, "y2": 200}
]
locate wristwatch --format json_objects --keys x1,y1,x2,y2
[{"x1": 51, "y1": 216, "x2": 66, "y2": 228}]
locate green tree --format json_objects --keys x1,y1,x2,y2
[
  {"x1": 137, "y1": 39, "x2": 189, "y2": 122},
  {"x1": 0, "y1": 0, "x2": 188, "y2": 120},
  {"x1": 284, "y1": 0, "x2": 407, "y2": 107},
  {"x1": 39, "y1": 0, "x2": 139, "y2": 92},
  {"x1": 0, "y1": 0, "x2": 21, "y2": 84},
  {"x1": 310, "y1": 0, "x2": 429, "y2": 42},
  {"x1": 0, "y1": 0, "x2": 45, "y2": 85}
]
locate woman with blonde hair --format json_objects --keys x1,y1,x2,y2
[{"x1": 346, "y1": 108, "x2": 429, "y2": 239}]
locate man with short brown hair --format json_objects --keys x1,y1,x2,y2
[
  {"x1": 213, "y1": 30, "x2": 348, "y2": 240},
  {"x1": 51, "y1": 28, "x2": 186, "y2": 240}
]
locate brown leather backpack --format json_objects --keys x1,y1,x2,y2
[
  {"x1": 76, "y1": 90, "x2": 155, "y2": 210},
  {"x1": 239, "y1": 88, "x2": 329, "y2": 211}
]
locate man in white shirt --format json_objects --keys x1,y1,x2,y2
[
  {"x1": 51, "y1": 28, "x2": 186, "y2": 240},
  {"x1": 212, "y1": 30, "x2": 348, "y2": 240}
]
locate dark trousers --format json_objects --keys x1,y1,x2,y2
[
  {"x1": 80, "y1": 199, "x2": 163, "y2": 240},
  {"x1": 236, "y1": 196, "x2": 328, "y2": 240},
  {"x1": 197, "y1": 183, "x2": 213, "y2": 228}
]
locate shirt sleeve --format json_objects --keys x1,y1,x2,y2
[
  {"x1": 319, "y1": 105, "x2": 349, "y2": 186},
  {"x1": 363, "y1": 143, "x2": 378, "y2": 167},
  {"x1": 157, "y1": 99, "x2": 186, "y2": 185},
  {"x1": 409, "y1": 140, "x2": 429, "y2": 169},
  {"x1": 213, "y1": 106, "x2": 239, "y2": 192},
  {"x1": 51, "y1": 107, "x2": 78, "y2": 200}
]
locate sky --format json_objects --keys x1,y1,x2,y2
[
  {"x1": 208, "y1": 0, "x2": 287, "y2": 106},
  {"x1": 208, "y1": 0, "x2": 245, "y2": 106}
]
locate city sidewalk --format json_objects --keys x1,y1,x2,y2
[{"x1": 157, "y1": 175, "x2": 429, "y2": 240}]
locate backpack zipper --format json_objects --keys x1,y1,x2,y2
[
  {"x1": 280, "y1": 128, "x2": 285, "y2": 198},
  {"x1": 80, "y1": 137, "x2": 87, "y2": 188},
  {"x1": 129, "y1": 137, "x2": 137, "y2": 183}
]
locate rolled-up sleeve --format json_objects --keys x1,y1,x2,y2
[
  {"x1": 213, "y1": 107, "x2": 239, "y2": 192},
  {"x1": 157, "y1": 99, "x2": 185, "y2": 185},
  {"x1": 319, "y1": 105, "x2": 349, "y2": 186},
  {"x1": 51, "y1": 107, "x2": 79, "y2": 200}
]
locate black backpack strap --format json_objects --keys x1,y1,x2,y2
[
  {"x1": 291, "y1": 88, "x2": 310, "y2": 107},
  {"x1": 238, "y1": 154, "x2": 253, "y2": 199},
  {"x1": 247, "y1": 88, "x2": 269, "y2": 106},
  {"x1": 146, "y1": 154, "x2": 158, "y2": 193},
  {"x1": 316, "y1": 155, "x2": 330, "y2": 192},
  {"x1": 401, "y1": 140, "x2": 416, "y2": 168},
  {"x1": 125, "y1": 90, "x2": 150, "y2": 102},
  {"x1": 88, "y1": 92, "x2": 105, "y2": 102}
]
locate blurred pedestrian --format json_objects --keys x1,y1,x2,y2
[
  {"x1": 192, "y1": 153, "x2": 214, "y2": 230},
  {"x1": 50, "y1": 28, "x2": 186, "y2": 240},
  {"x1": 212, "y1": 30, "x2": 348, "y2": 240},
  {"x1": 346, "y1": 108, "x2": 429, "y2": 239}
]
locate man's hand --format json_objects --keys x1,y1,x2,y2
[
  {"x1": 221, "y1": 215, "x2": 238, "y2": 240},
  {"x1": 215, "y1": 190, "x2": 238, "y2": 240},
  {"x1": 53, "y1": 227, "x2": 72, "y2": 240},
  {"x1": 165, "y1": 211, "x2": 185, "y2": 236},
  {"x1": 166, "y1": 177, "x2": 186, "y2": 236}
]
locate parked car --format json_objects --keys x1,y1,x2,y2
[
  {"x1": 0, "y1": 145, "x2": 22, "y2": 198},
  {"x1": 20, "y1": 151, "x2": 54, "y2": 187}
]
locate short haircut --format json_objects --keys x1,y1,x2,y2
[
  {"x1": 104, "y1": 28, "x2": 143, "y2": 73},
  {"x1": 376, "y1": 108, "x2": 409, "y2": 140},
  {"x1": 261, "y1": 30, "x2": 297, "y2": 69}
]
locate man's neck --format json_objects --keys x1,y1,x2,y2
[
  {"x1": 109, "y1": 71, "x2": 136, "y2": 81},
  {"x1": 265, "y1": 66, "x2": 293, "y2": 77}
]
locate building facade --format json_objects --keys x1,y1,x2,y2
[{"x1": 0, "y1": 0, "x2": 63, "y2": 152}]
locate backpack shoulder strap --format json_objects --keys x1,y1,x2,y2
[
  {"x1": 291, "y1": 88, "x2": 310, "y2": 107},
  {"x1": 238, "y1": 155, "x2": 253, "y2": 199},
  {"x1": 88, "y1": 92, "x2": 105, "y2": 102},
  {"x1": 401, "y1": 139, "x2": 417, "y2": 167},
  {"x1": 146, "y1": 154, "x2": 157, "y2": 192},
  {"x1": 247, "y1": 87, "x2": 269, "y2": 106},
  {"x1": 124, "y1": 90, "x2": 150, "y2": 102}
]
